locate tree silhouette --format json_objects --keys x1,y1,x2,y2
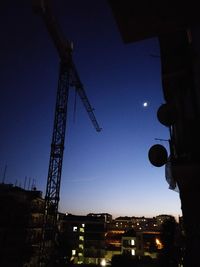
[{"x1": 158, "y1": 217, "x2": 180, "y2": 267}]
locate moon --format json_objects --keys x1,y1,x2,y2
[{"x1": 143, "y1": 101, "x2": 148, "y2": 107}]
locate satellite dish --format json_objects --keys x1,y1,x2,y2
[
  {"x1": 148, "y1": 144, "x2": 168, "y2": 167},
  {"x1": 157, "y1": 103, "x2": 176, "y2": 127}
]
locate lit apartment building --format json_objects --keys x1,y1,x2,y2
[
  {"x1": 58, "y1": 213, "x2": 106, "y2": 265},
  {"x1": 121, "y1": 230, "x2": 137, "y2": 256},
  {"x1": 111, "y1": 216, "x2": 160, "y2": 232},
  {"x1": 105, "y1": 216, "x2": 164, "y2": 262}
]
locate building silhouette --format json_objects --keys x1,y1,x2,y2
[{"x1": 0, "y1": 183, "x2": 44, "y2": 267}]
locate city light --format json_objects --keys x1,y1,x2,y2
[
  {"x1": 131, "y1": 239, "x2": 135, "y2": 246},
  {"x1": 155, "y1": 238, "x2": 163, "y2": 249},
  {"x1": 72, "y1": 250, "x2": 76, "y2": 255},
  {"x1": 131, "y1": 249, "x2": 135, "y2": 255},
  {"x1": 101, "y1": 259, "x2": 106, "y2": 266}
]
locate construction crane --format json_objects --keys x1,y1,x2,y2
[{"x1": 32, "y1": 0, "x2": 101, "y2": 264}]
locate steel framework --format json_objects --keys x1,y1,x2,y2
[{"x1": 33, "y1": 0, "x2": 101, "y2": 264}]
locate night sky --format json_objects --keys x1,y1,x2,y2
[{"x1": 0, "y1": 0, "x2": 182, "y2": 219}]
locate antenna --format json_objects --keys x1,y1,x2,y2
[
  {"x1": 24, "y1": 176, "x2": 27, "y2": 189},
  {"x1": 73, "y1": 90, "x2": 77, "y2": 123},
  {"x1": 2, "y1": 165, "x2": 7, "y2": 184},
  {"x1": 28, "y1": 177, "x2": 31, "y2": 190},
  {"x1": 31, "y1": 178, "x2": 36, "y2": 190}
]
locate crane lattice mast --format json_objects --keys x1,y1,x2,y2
[{"x1": 33, "y1": 0, "x2": 101, "y2": 263}]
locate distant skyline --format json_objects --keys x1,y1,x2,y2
[{"x1": 0, "y1": 0, "x2": 182, "y2": 219}]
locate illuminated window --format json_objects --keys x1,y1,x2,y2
[
  {"x1": 82, "y1": 223, "x2": 85, "y2": 227},
  {"x1": 80, "y1": 227, "x2": 84, "y2": 233},
  {"x1": 131, "y1": 239, "x2": 135, "y2": 246},
  {"x1": 131, "y1": 249, "x2": 135, "y2": 256},
  {"x1": 79, "y1": 235, "x2": 84, "y2": 241},
  {"x1": 72, "y1": 250, "x2": 76, "y2": 255},
  {"x1": 79, "y1": 244, "x2": 84, "y2": 250},
  {"x1": 78, "y1": 252, "x2": 83, "y2": 256},
  {"x1": 73, "y1": 226, "x2": 78, "y2": 232}
]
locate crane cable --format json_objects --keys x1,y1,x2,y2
[{"x1": 73, "y1": 89, "x2": 77, "y2": 123}]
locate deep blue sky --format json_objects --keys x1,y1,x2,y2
[{"x1": 0, "y1": 0, "x2": 182, "y2": 219}]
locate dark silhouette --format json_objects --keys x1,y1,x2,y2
[
  {"x1": 157, "y1": 217, "x2": 182, "y2": 267},
  {"x1": 111, "y1": 254, "x2": 158, "y2": 267}
]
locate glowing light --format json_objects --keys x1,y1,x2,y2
[
  {"x1": 131, "y1": 249, "x2": 135, "y2": 255},
  {"x1": 143, "y1": 102, "x2": 148, "y2": 107},
  {"x1": 79, "y1": 244, "x2": 84, "y2": 249},
  {"x1": 101, "y1": 259, "x2": 106, "y2": 266},
  {"x1": 131, "y1": 239, "x2": 135, "y2": 246},
  {"x1": 155, "y1": 238, "x2": 163, "y2": 249},
  {"x1": 73, "y1": 226, "x2": 77, "y2": 232}
]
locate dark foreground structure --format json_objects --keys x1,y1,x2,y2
[
  {"x1": 0, "y1": 183, "x2": 44, "y2": 267},
  {"x1": 108, "y1": 1, "x2": 200, "y2": 267}
]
